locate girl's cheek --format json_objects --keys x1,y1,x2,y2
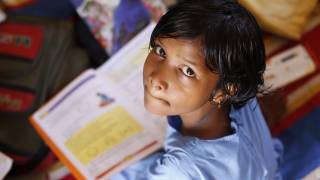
[
  {"x1": 178, "y1": 73, "x2": 196, "y2": 88},
  {"x1": 144, "y1": 55, "x2": 156, "y2": 74}
]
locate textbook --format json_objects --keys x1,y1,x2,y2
[
  {"x1": 70, "y1": 0, "x2": 166, "y2": 55},
  {"x1": 30, "y1": 23, "x2": 167, "y2": 180}
]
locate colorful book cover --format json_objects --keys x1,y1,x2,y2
[{"x1": 71, "y1": 0, "x2": 166, "y2": 55}]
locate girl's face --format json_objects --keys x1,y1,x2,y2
[{"x1": 143, "y1": 37, "x2": 219, "y2": 116}]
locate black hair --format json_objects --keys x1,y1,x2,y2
[{"x1": 149, "y1": 0, "x2": 266, "y2": 107}]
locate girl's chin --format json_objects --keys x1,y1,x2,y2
[
  {"x1": 144, "y1": 103, "x2": 168, "y2": 115},
  {"x1": 144, "y1": 99, "x2": 171, "y2": 116}
]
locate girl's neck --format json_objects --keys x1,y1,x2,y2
[{"x1": 180, "y1": 103, "x2": 233, "y2": 139}]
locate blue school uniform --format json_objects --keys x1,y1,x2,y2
[{"x1": 111, "y1": 98, "x2": 283, "y2": 179}]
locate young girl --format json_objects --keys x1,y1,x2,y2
[{"x1": 112, "y1": 0, "x2": 282, "y2": 179}]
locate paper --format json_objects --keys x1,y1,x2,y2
[
  {"x1": 65, "y1": 106, "x2": 143, "y2": 165},
  {"x1": 32, "y1": 70, "x2": 163, "y2": 179},
  {"x1": 264, "y1": 45, "x2": 316, "y2": 90},
  {"x1": 0, "y1": 152, "x2": 13, "y2": 180}
]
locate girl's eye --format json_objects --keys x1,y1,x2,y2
[
  {"x1": 180, "y1": 66, "x2": 195, "y2": 77},
  {"x1": 154, "y1": 46, "x2": 166, "y2": 57}
]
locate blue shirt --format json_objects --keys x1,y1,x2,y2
[{"x1": 111, "y1": 98, "x2": 283, "y2": 179}]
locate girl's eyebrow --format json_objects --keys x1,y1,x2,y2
[
  {"x1": 155, "y1": 39, "x2": 168, "y2": 53},
  {"x1": 156, "y1": 39, "x2": 199, "y2": 67},
  {"x1": 155, "y1": 39, "x2": 164, "y2": 47},
  {"x1": 182, "y1": 57, "x2": 198, "y2": 67}
]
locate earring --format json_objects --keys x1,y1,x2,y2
[
  {"x1": 210, "y1": 98, "x2": 222, "y2": 108},
  {"x1": 208, "y1": 91, "x2": 222, "y2": 108}
]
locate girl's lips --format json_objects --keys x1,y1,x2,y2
[{"x1": 145, "y1": 87, "x2": 170, "y2": 106}]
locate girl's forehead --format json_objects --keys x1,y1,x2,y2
[
  {"x1": 156, "y1": 38, "x2": 213, "y2": 72},
  {"x1": 157, "y1": 37, "x2": 204, "y2": 54},
  {"x1": 156, "y1": 36, "x2": 202, "y2": 44}
]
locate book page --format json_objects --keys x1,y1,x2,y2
[
  {"x1": 97, "y1": 22, "x2": 167, "y2": 141},
  {"x1": 32, "y1": 69, "x2": 164, "y2": 179}
]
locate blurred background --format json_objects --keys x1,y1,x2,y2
[{"x1": 0, "y1": 0, "x2": 319, "y2": 179}]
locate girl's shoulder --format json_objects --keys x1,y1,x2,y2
[{"x1": 161, "y1": 127, "x2": 267, "y2": 179}]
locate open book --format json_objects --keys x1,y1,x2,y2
[{"x1": 30, "y1": 23, "x2": 167, "y2": 179}]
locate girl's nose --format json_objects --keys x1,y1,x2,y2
[{"x1": 149, "y1": 76, "x2": 168, "y2": 91}]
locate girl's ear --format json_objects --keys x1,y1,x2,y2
[{"x1": 209, "y1": 83, "x2": 238, "y2": 107}]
